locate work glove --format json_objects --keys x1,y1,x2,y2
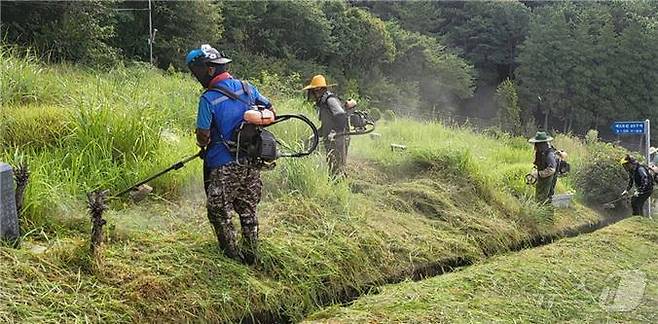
[
  {"x1": 327, "y1": 130, "x2": 337, "y2": 142},
  {"x1": 621, "y1": 190, "x2": 629, "y2": 197}
]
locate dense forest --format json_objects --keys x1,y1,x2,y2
[{"x1": 2, "y1": 0, "x2": 658, "y2": 139}]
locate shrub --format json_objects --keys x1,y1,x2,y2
[
  {"x1": 585, "y1": 129, "x2": 599, "y2": 144},
  {"x1": 494, "y1": 79, "x2": 521, "y2": 135},
  {"x1": 249, "y1": 71, "x2": 303, "y2": 100},
  {"x1": 572, "y1": 142, "x2": 628, "y2": 205}
]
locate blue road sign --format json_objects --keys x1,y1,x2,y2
[{"x1": 612, "y1": 121, "x2": 646, "y2": 135}]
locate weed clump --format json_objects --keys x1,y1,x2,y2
[
  {"x1": 573, "y1": 142, "x2": 628, "y2": 206},
  {"x1": 0, "y1": 105, "x2": 73, "y2": 149}
]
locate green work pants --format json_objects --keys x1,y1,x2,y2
[{"x1": 536, "y1": 174, "x2": 557, "y2": 204}]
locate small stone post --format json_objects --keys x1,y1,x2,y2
[{"x1": 0, "y1": 163, "x2": 20, "y2": 244}]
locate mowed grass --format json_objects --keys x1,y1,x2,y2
[
  {"x1": 305, "y1": 217, "x2": 658, "y2": 323},
  {"x1": 0, "y1": 47, "x2": 614, "y2": 322}
]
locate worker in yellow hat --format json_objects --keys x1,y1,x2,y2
[
  {"x1": 620, "y1": 154, "x2": 654, "y2": 216},
  {"x1": 303, "y1": 75, "x2": 348, "y2": 177}
]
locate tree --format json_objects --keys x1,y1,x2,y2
[
  {"x1": 372, "y1": 22, "x2": 474, "y2": 113},
  {"x1": 516, "y1": 1, "x2": 658, "y2": 139},
  {"x1": 220, "y1": 1, "x2": 334, "y2": 62},
  {"x1": 516, "y1": 2, "x2": 578, "y2": 131},
  {"x1": 330, "y1": 7, "x2": 396, "y2": 76},
  {"x1": 495, "y1": 79, "x2": 521, "y2": 135},
  {"x1": 149, "y1": 0, "x2": 223, "y2": 69},
  {"x1": 356, "y1": 1, "x2": 444, "y2": 36},
  {"x1": 1, "y1": 0, "x2": 118, "y2": 66},
  {"x1": 437, "y1": 1, "x2": 531, "y2": 83}
]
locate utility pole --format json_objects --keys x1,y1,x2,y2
[
  {"x1": 538, "y1": 95, "x2": 548, "y2": 131},
  {"x1": 148, "y1": 0, "x2": 153, "y2": 66},
  {"x1": 645, "y1": 119, "x2": 651, "y2": 218},
  {"x1": 113, "y1": 4, "x2": 153, "y2": 65}
]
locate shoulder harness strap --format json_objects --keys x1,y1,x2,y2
[{"x1": 207, "y1": 83, "x2": 252, "y2": 107}]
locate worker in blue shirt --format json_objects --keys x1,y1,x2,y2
[{"x1": 186, "y1": 44, "x2": 274, "y2": 264}]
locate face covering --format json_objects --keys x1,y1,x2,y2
[{"x1": 189, "y1": 64, "x2": 212, "y2": 88}]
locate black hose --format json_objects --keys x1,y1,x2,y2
[
  {"x1": 266, "y1": 114, "x2": 319, "y2": 158},
  {"x1": 334, "y1": 122, "x2": 375, "y2": 138},
  {"x1": 112, "y1": 114, "x2": 318, "y2": 199}
]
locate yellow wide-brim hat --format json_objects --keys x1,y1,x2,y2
[
  {"x1": 302, "y1": 74, "x2": 337, "y2": 90},
  {"x1": 620, "y1": 155, "x2": 634, "y2": 165}
]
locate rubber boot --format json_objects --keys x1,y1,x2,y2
[
  {"x1": 241, "y1": 226, "x2": 259, "y2": 265},
  {"x1": 242, "y1": 241, "x2": 258, "y2": 266},
  {"x1": 213, "y1": 222, "x2": 242, "y2": 262}
]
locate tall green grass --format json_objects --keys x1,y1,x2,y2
[{"x1": 1, "y1": 46, "x2": 202, "y2": 229}]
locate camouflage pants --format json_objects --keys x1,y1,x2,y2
[{"x1": 206, "y1": 163, "x2": 262, "y2": 261}]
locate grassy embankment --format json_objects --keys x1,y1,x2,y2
[
  {"x1": 306, "y1": 217, "x2": 658, "y2": 323},
  {"x1": 1, "y1": 48, "x2": 609, "y2": 322}
]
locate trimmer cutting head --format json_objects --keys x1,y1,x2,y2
[
  {"x1": 602, "y1": 202, "x2": 616, "y2": 209},
  {"x1": 128, "y1": 184, "x2": 153, "y2": 203},
  {"x1": 602, "y1": 195, "x2": 628, "y2": 209}
]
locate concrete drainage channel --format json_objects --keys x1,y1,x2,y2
[{"x1": 239, "y1": 209, "x2": 634, "y2": 324}]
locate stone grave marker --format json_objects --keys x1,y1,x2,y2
[{"x1": 0, "y1": 163, "x2": 20, "y2": 242}]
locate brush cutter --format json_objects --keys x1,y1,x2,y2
[
  {"x1": 113, "y1": 150, "x2": 203, "y2": 202},
  {"x1": 524, "y1": 168, "x2": 538, "y2": 185},
  {"x1": 602, "y1": 193, "x2": 630, "y2": 209},
  {"x1": 113, "y1": 114, "x2": 319, "y2": 201},
  {"x1": 231, "y1": 113, "x2": 319, "y2": 170},
  {"x1": 525, "y1": 173, "x2": 537, "y2": 185},
  {"x1": 332, "y1": 110, "x2": 376, "y2": 139}
]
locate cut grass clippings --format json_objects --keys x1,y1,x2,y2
[{"x1": 305, "y1": 217, "x2": 658, "y2": 323}]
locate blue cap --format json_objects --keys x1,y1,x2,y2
[
  {"x1": 185, "y1": 49, "x2": 204, "y2": 66},
  {"x1": 185, "y1": 44, "x2": 231, "y2": 66}
]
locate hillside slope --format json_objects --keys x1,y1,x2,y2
[{"x1": 1, "y1": 53, "x2": 610, "y2": 322}]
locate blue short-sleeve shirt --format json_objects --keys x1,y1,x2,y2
[{"x1": 196, "y1": 76, "x2": 271, "y2": 168}]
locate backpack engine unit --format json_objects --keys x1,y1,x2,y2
[{"x1": 228, "y1": 114, "x2": 319, "y2": 169}]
